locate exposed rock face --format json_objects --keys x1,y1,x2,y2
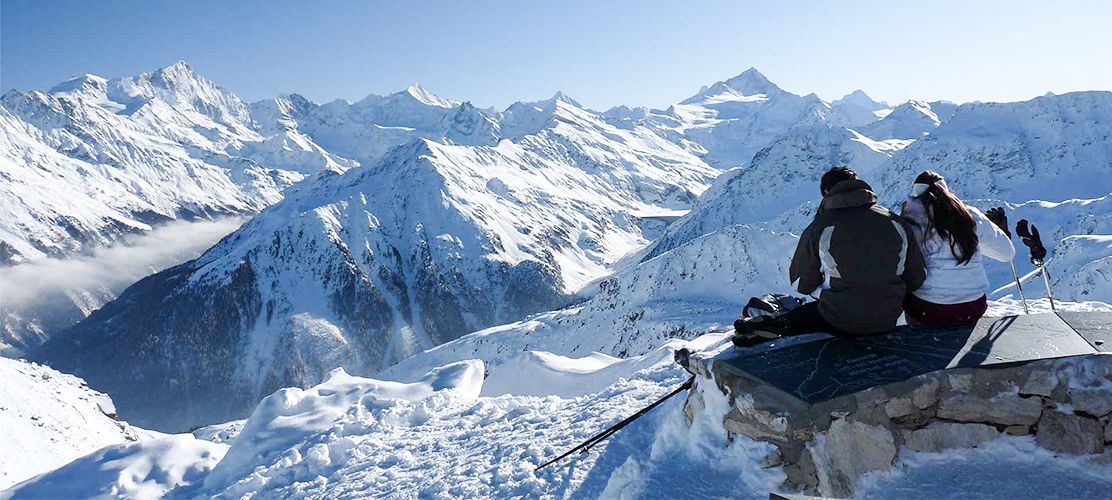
[
  {"x1": 1037, "y1": 410, "x2": 1105, "y2": 454},
  {"x1": 808, "y1": 419, "x2": 896, "y2": 498},
  {"x1": 686, "y1": 351, "x2": 1112, "y2": 498},
  {"x1": 903, "y1": 422, "x2": 1000, "y2": 452},
  {"x1": 1071, "y1": 387, "x2": 1112, "y2": 417},
  {"x1": 936, "y1": 392, "x2": 1044, "y2": 425}
]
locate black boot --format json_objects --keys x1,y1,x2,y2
[{"x1": 732, "y1": 316, "x2": 786, "y2": 348}]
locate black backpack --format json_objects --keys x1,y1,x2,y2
[{"x1": 743, "y1": 293, "x2": 804, "y2": 319}]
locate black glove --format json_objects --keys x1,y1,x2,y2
[
  {"x1": 1015, "y1": 219, "x2": 1047, "y2": 264},
  {"x1": 985, "y1": 207, "x2": 1010, "y2": 238}
]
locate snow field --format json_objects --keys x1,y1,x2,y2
[
  {"x1": 0, "y1": 358, "x2": 140, "y2": 489},
  {"x1": 2, "y1": 435, "x2": 227, "y2": 500}
]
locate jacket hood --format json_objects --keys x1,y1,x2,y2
[{"x1": 822, "y1": 179, "x2": 877, "y2": 210}]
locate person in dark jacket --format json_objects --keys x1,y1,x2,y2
[{"x1": 733, "y1": 167, "x2": 927, "y2": 346}]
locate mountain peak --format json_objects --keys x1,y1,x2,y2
[
  {"x1": 547, "y1": 91, "x2": 581, "y2": 107},
  {"x1": 505, "y1": 92, "x2": 583, "y2": 113},
  {"x1": 48, "y1": 74, "x2": 109, "y2": 97},
  {"x1": 403, "y1": 84, "x2": 457, "y2": 108},
  {"x1": 721, "y1": 67, "x2": 781, "y2": 95},
  {"x1": 137, "y1": 61, "x2": 217, "y2": 95},
  {"x1": 683, "y1": 67, "x2": 785, "y2": 104},
  {"x1": 153, "y1": 61, "x2": 197, "y2": 81},
  {"x1": 832, "y1": 89, "x2": 888, "y2": 110}
]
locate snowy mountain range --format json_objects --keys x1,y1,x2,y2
[
  {"x1": 7, "y1": 61, "x2": 1112, "y2": 462},
  {"x1": 0, "y1": 62, "x2": 336, "y2": 265},
  {"x1": 4, "y1": 60, "x2": 1112, "y2": 498},
  {"x1": 33, "y1": 73, "x2": 720, "y2": 431}
]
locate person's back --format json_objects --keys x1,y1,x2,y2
[
  {"x1": 792, "y1": 178, "x2": 926, "y2": 334},
  {"x1": 899, "y1": 171, "x2": 1015, "y2": 326},
  {"x1": 733, "y1": 167, "x2": 925, "y2": 347}
]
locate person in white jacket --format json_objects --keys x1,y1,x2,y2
[{"x1": 899, "y1": 171, "x2": 1015, "y2": 326}]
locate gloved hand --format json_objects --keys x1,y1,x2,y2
[
  {"x1": 1015, "y1": 219, "x2": 1047, "y2": 264},
  {"x1": 985, "y1": 207, "x2": 1010, "y2": 238}
]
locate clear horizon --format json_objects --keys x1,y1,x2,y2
[{"x1": 3, "y1": 0, "x2": 1111, "y2": 110}]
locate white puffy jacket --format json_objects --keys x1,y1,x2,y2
[{"x1": 900, "y1": 198, "x2": 1015, "y2": 305}]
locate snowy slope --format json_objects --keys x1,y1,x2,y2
[
  {"x1": 1046, "y1": 235, "x2": 1112, "y2": 303},
  {"x1": 975, "y1": 193, "x2": 1112, "y2": 302},
  {"x1": 19, "y1": 304, "x2": 1112, "y2": 499},
  {"x1": 643, "y1": 124, "x2": 911, "y2": 261},
  {"x1": 0, "y1": 358, "x2": 144, "y2": 489},
  {"x1": 381, "y1": 223, "x2": 799, "y2": 381},
  {"x1": 3, "y1": 434, "x2": 227, "y2": 499},
  {"x1": 37, "y1": 97, "x2": 720, "y2": 432}
]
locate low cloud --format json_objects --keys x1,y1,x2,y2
[{"x1": 1, "y1": 218, "x2": 244, "y2": 311}]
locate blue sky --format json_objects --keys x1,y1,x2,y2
[{"x1": 2, "y1": 0, "x2": 1110, "y2": 109}]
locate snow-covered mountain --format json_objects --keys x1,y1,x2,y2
[
  {"x1": 604, "y1": 68, "x2": 837, "y2": 168},
  {"x1": 874, "y1": 91, "x2": 1112, "y2": 202},
  {"x1": 602, "y1": 70, "x2": 916, "y2": 171},
  {"x1": 1, "y1": 63, "x2": 512, "y2": 266},
  {"x1": 37, "y1": 94, "x2": 719, "y2": 431},
  {"x1": 856, "y1": 100, "x2": 953, "y2": 140},
  {"x1": 0, "y1": 62, "x2": 341, "y2": 265},
  {"x1": 644, "y1": 90, "x2": 1112, "y2": 303},
  {"x1": 3, "y1": 64, "x2": 519, "y2": 354},
  {"x1": 28, "y1": 68, "x2": 1112, "y2": 437},
  {"x1": 249, "y1": 84, "x2": 499, "y2": 167},
  {"x1": 829, "y1": 89, "x2": 892, "y2": 127}
]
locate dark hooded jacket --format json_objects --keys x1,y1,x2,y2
[{"x1": 789, "y1": 179, "x2": 926, "y2": 335}]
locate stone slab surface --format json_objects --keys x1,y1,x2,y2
[
  {"x1": 1057, "y1": 312, "x2": 1112, "y2": 353},
  {"x1": 714, "y1": 313, "x2": 1100, "y2": 404}
]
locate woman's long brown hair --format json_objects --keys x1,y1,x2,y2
[{"x1": 913, "y1": 171, "x2": 978, "y2": 265}]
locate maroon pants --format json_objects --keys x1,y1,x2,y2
[{"x1": 904, "y1": 294, "x2": 987, "y2": 327}]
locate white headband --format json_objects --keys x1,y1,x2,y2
[{"x1": 910, "y1": 178, "x2": 948, "y2": 197}]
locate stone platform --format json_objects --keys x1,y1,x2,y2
[{"x1": 684, "y1": 312, "x2": 1112, "y2": 498}]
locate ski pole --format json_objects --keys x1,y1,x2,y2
[
  {"x1": 986, "y1": 207, "x2": 1028, "y2": 314},
  {"x1": 533, "y1": 376, "x2": 694, "y2": 472},
  {"x1": 1008, "y1": 261, "x2": 1029, "y2": 314},
  {"x1": 1016, "y1": 219, "x2": 1055, "y2": 312},
  {"x1": 1040, "y1": 264, "x2": 1056, "y2": 311}
]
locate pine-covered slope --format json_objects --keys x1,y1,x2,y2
[{"x1": 37, "y1": 97, "x2": 719, "y2": 432}]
